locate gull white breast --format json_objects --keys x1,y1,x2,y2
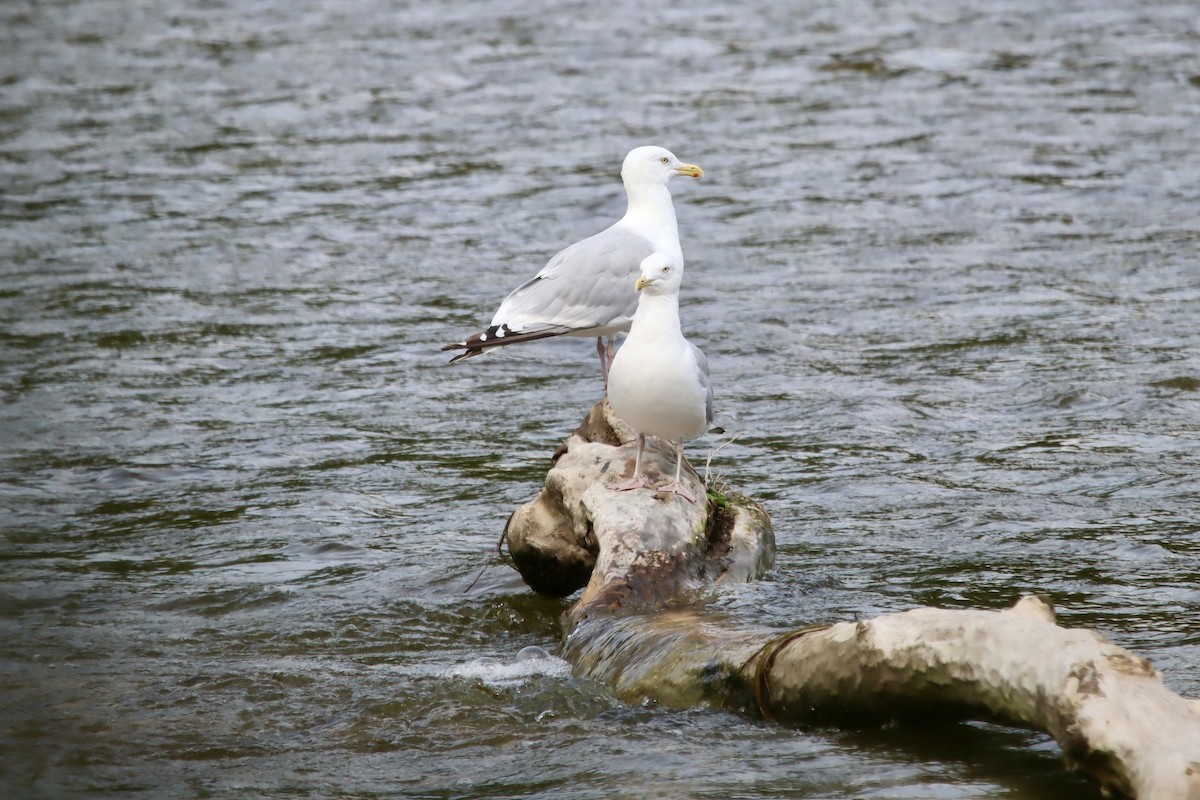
[{"x1": 605, "y1": 253, "x2": 719, "y2": 503}]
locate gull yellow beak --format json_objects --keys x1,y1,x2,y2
[
  {"x1": 634, "y1": 275, "x2": 652, "y2": 291},
  {"x1": 674, "y1": 162, "x2": 703, "y2": 179}
]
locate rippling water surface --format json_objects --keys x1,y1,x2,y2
[{"x1": 2, "y1": 0, "x2": 1199, "y2": 797}]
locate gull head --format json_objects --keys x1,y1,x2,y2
[
  {"x1": 621, "y1": 146, "x2": 703, "y2": 188},
  {"x1": 634, "y1": 253, "x2": 685, "y2": 296}
]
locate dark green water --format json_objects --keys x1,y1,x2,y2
[{"x1": 2, "y1": 0, "x2": 1198, "y2": 797}]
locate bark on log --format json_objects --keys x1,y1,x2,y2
[{"x1": 505, "y1": 401, "x2": 1200, "y2": 800}]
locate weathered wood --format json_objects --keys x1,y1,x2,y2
[
  {"x1": 748, "y1": 596, "x2": 1200, "y2": 799},
  {"x1": 506, "y1": 398, "x2": 774, "y2": 607},
  {"x1": 506, "y1": 400, "x2": 1200, "y2": 799}
]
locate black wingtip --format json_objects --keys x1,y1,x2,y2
[
  {"x1": 447, "y1": 348, "x2": 483, "y2": 365},
  {"x1": 441, "y1": 324, "x2": 571, "y2": 365}
]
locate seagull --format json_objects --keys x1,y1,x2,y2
[
  {"x1": 605, "y1": 253, "x2": 720, "y2": 504},
  {"x1": 441, "y1": 146, "x2": 702, "y2": 384}
]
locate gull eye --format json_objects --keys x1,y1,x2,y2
[
  {"x1": 660, "y1": 156, "x2": 669, "y2": 164},
  {"x1": 661, "y1": 265, "x2": 670, "y2": 273}
]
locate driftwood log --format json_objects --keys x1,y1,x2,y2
[{"x1": 505, "y1": 400, "x2": 1200, "y2": 800}]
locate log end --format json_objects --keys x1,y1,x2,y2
[{"x1": 505, "y1": 492, "x2": 597, "y2": 598}]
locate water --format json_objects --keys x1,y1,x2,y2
[{"x1": 2, "y1": 0, "x2": 1198, "y2": 796}]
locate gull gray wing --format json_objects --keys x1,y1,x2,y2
[
  {"x1": 689, "y1": 341, "x2": 719, "y2": 430},
  {"x1": 490, "y1": 226, "x2": 657, "y2": 335}
]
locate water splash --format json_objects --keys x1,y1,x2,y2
[{"x1": 443, "y1": 646, "x2": 572, "y2": 686}]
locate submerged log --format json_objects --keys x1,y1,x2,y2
[{"x1": 505, "y1": 401, "x2": 1200, "y2": 800}]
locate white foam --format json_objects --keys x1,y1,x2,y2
[{"x1": 443, "y1": 648, "x2": 572, "y2": 685}]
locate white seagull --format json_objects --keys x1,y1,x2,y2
[
  {"x1": 441, "y1": 146, "x2": 703, "y2": 384},
  {"x1": 605, "y1": 253, "x2": 720, "y2": 504}
]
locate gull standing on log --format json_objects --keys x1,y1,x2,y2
[
  {"x1": 606, "y1": 253, "x2": 720, "y2": 504},
  {"x1": 441, "y1": 146, "x2": 703, "y2": 384}
]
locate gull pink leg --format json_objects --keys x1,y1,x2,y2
[
  {"x1": 609, "y1": 433, "x2": 649, "y2": 492},
  {"x1": 597, "y1": 336, "x2": 609, "y2": 387},
  {"x1": 654, "y1": 440, "x2": 698, "y2": 503}
]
